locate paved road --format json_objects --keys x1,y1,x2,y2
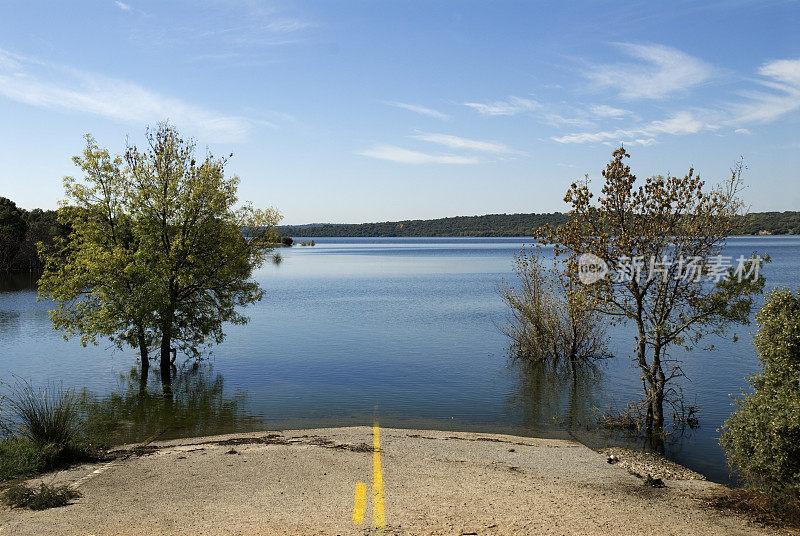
[{"x1": 0, "y1": 427, "x2": 778, "y2": 535}]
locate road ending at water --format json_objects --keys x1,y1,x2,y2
[{"x1": 0, "y1": 427, "x2": 777, "y2": 536}]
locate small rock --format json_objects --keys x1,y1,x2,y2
[
  {"x1": 225, "y1": 448, "x2": 239, "y2": 455},
  {"x1": 643, "y1": 474, "x2": 666, "y2": 488}
]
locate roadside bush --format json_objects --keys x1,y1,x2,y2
[{"x1": 720, "y1": 287, "x2": 800, "y2": 509}]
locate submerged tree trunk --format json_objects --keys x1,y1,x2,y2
[
  {"x1": 634, "y1": 307, "x2": 668, "y2": 434},
  {"x1": 160, "y1": 310, "x2": 173, "y2": 393},
  {"x1": 650, "y1": 343, "x2": 666, "y2": 432},
  {"x1": 160, "y1": 334, "x2": 171, "y2": 386},
  {"x1": 137, "y1": 327, "x2": 149, "y2": 393}
]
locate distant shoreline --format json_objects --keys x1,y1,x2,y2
[{"x1": 280, "y1": 211, "x2": 800, "y2": 238}]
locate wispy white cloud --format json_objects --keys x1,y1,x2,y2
[
  {"x1": 554, "y1": 56, "x2": 800, "y2": 146},
  {"x1": 357, "y1": 144, "x2": 478, "y2": 165},
  {"x1": 114, "y1": 1, "x2": 132, "y2": 12},
  {"x1": 386, "y1": 101, "x2": 450, "y2": 120},
  {"x1": 729, "y1": 58, "x2": 800, "y2": 124},
  {"x1": 588, "y1": 43, "x2": 715, "y2": 99},
  {"x1": 589, "y1": 104, "x2": 632, "y2": 118},
  {"x1": 126, "y1": 3, "x2": 314, "y2": 51},
  {"x1": 542, "y1": 113, "x2": 595, "y2": 128},
  {"x1": 463, "y1": 96, "x2": 539, "y2": 116},
  {"x1": 552, "y1": 111, "x2": 711, "y2": 145},
  {"x1": 0, "y1": 48, "x2": 256, "y2": 143},
  {"x1": 411, "y1": 133, "x2": 520, "y2": 154}
]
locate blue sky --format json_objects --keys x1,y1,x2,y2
[{"x1": 0, "y1": 1, "x2": 798, "y2": 224}]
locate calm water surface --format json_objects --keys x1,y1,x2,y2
[{"x1": 1, "y1": 236, "x2": 799, "y2": 484}]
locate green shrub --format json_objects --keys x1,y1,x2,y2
[
  {"x1": 2, "y1": 481, "x2": 81, "y2": 510},
  {"x1": 281, "y1": 236, "x2": 293, "y2": 246},
  {"x1": 720, "y1": 287, "x2": 800, "y2": 507},
  {"x1": 0, "y1": 438, "x2": 50, "y2": 481}
]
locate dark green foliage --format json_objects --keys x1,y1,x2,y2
[
  {"x1": 2, "y1": 481, "x2": 81, "y2": 510},
  {"x1": 0, "y1": 197, "x2": 29, "y2": 272},
  {"x1": 721, "y1": 288, "x2": 800, "y2": 507},
  {"x1": 279, "y1": 211, "x2": 800, "y2": 238},
  {"x1": 738, "y1": 211, "x2": 800, "y2": 235},
  {"x1": 0, "y1": 197, "x2": 67, "y2": 273},
  {"x1": 281, "y1": 236, "x2": 293, "y2": 246},
  {"x1": 280, "y1": 212, "x2": 569, "y2": 237}
]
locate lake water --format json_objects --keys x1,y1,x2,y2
[{"x1": 1, "y1": 236, "x2": 798, "y2": 484}]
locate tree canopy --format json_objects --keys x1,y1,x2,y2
[{"x1": 38, "y1": 124, "x2": 281, "y2": 387}]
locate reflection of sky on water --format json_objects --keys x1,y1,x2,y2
[{"x1": 1, "y1": 236, "x2": 799, "y2": 484}]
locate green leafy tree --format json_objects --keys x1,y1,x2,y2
[
  {"x1": 124, "y1": 125, "x2": 280, "y2": 385},
  {"x1": 38, "y1": 136, "x2": 157, "y2": 377},
  {"x1": 539, "y1": 147, "x2": 766, "y2": 432},
  {"x1": 720, "y1": 288, "x2": 800, "y2": 506},
  {"x1": 39, "y1": 124, "x2": 281, "y2": 387}
]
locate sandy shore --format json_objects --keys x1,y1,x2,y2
[{"x1": 0, "y1": 427, "x2": 779, "y2": 535}]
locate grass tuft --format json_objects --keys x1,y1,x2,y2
[
  {"x1": 0, "y1": 380, "x2": 104, "y2": 483},
  {"x1": 1, "y1": 481, "x2": 81, "y2": 510},
  {"x1": 3, "y1": 380, "x2": 82, "y2": 447}
]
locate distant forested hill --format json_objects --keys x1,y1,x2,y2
[
  {"x1": 280, "y1": 211, "x2": 800, "y2": 237},
  {"x1": 737, "y1": 212, "x2": 800, "y2": 235}
]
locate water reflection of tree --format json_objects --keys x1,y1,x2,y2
[
  {"x1": 507, "y1": 359, "x2": 602, "y2": 433},
  {"x1": 81, "y1": 363, "x2": 262, "y2": 445}
]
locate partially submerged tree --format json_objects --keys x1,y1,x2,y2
[
  {"x1": 500, "y1": 248, "x2": 609, "y2": 369},
  {"x1": 39, "y1": 124, "x2": 281, "y2": 389},
  {"x1": 38, "y1": 137, "x2": 157, "y2": 381},
  {"x1": 539, "y1": 147, "x2": 765, "y2": 432},
  {"x1": 124, "y1": 125, "x2": 280, "y2": 386}
]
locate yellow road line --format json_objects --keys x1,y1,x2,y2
[
  {"x1": 352, "y1": 482, "x2": 367, "y2": 525},
  {"x1": 372, "y1": 422, "x2": 386, "y2": 531}
]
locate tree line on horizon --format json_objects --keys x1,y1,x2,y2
[
  {"x1": 4, "y1": 198, "x2": 799, "y2": 274},
  {"x1": 279, "y1": 210, "x2": 800, "y2": 238}
]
